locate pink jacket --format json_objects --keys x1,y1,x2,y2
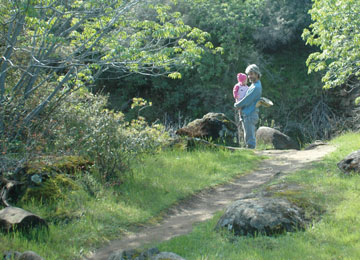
[{"x1": 233, "y1": 83, "x2": 249, "y2": 102}]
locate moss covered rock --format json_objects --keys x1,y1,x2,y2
[
  {"x1": 24, "y1": 155, "x2": 93, "y2": 176},
  {"x1": 22, "y1": 174, "x2": 79, "y2": 202}
]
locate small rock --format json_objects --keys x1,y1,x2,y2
[
  {"x1": 19, "y1": 251, "x2": 44, "y2": 260},
  {"x1": 337, "y1": 149, "x2": 360, "y2": 174},
  {"x1": 3, "y1": 251, "x2": 22, "y2": 260},
  {"x1": 151, "y1": 252, "x2": 186, "y2": 260}
]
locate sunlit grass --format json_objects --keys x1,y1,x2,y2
[
  {"x1": 154, "y1": 132, "x2": 360, "y2": 260},
  {"x1": 0, "y1": 147, "x2": 262, "y2": 259}
]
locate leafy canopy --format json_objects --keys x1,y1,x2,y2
[
  {"x1": 302, "y1": 0, "x2": 360, "y2": 89},
  {"x1": 0, "y1": 0, "x2": 214, "y2": 136}
]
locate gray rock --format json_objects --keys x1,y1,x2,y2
[
  {"x1": 151, "y1": 252, "x2": 186, "y2": 260},
  {"x1": 107, "y1": 248, "x2": 160, "y2": 260},
  {"x1": 256, "y1": 126, "x2": 299, "y2": 150},
  {"x1": 19, "y1": 251, "x2": 44, "y2": 260},
  {"x1": 141, "y1": 248, "x2": 160, "y2": 259},
  {"x1": 215, "y1": 197, "x2": 305, "y2": 236},
  {"x1": 108, "y1": 249, "x2": 140, "y2": 260},
  {"x1": 337, "y1": 149, "x2": 360, "y2": 174},
  {"x1": 107, "y1": 251, "x2": 122, "y2": 260},
  {"x1": 3, "y1": 251, "x2": 22, "y2": 260}
]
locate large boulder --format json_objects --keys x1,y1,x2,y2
[
  {"x1": 176, "y1": 113, "x2": 237, "y2": 146},
  {"x1": 256, "y1": 126, "x2": 299, "y2": 150},
  {"x1": 215, "y1": 197, "x2": 305, "y2": 236},
  {"x1": 0, "y1": 206, "x2": 47, "y2": 232},
  {"x1": 337, "y1": 149, "x2": 360, "y2": 174}
]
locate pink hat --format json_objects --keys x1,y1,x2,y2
[{"x1": 237, "y1": 73, "x2": 247, "y2": 84}]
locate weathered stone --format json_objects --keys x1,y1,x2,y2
[
  {"x1": 151, "y1": 252, "x2": 186, "y2": 260},
  {"x1": 0, "y1": 206, "x2": 47, "y2": 232},
  {"x1": 176, "y1": 113, "x2": 237, "y2": 146},
  {"x1": 256, "y1": 126, "x2": 299, "y2": 150},
  {"x1": 107, "y1": 248, "x2": 168, "y2": 260},
  {"x1": 142, "y1": 248, "x2": 160, "y2": 259},
  {"x1": 337, "y1": 149, "x2": 360, "y2": 174},
  {"x1": 107, "y1": 251, "x2": 122, "y2": 260},
  {"x1": 215, "y1": 197, "x2": 305, "y2": 236},
  {"x1": 2, "y1": 251, "x2": 43, "y2": 260},
  {"x1": 3, "y1": 251, "x2": 22, "y2": 260},
  {"x1": 19, "y1": 251, "x2": 44, "y2": 260}
]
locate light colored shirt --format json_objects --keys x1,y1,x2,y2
[{"x1": 234, "y1": 80, "x2": 262, "y2": 116}]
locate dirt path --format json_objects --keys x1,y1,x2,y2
[{"x1": 86, "y1": 144, "x2": 336, "y2": 260}]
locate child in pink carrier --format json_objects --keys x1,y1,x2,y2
[{"x1": 233, "y1": 73, "x2": 248, "y2": 116}]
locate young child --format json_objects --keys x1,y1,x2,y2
[
  {"x1": 233, "y1": 73, "x2": 249, "y2": 117},
  {"x1": 233, "y1": 73, "x2": 248, "y2": 102}
]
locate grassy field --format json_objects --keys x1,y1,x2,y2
[
  {"x1": 153, "y1": 132, "x2": 360, "y2": 260},
  {"x1": 0, "y1": 147, "x2": 262, "y2": 259}
]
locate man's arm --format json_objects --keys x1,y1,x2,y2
[{"x1": 234, "y1": 84, "x2": 261, "y2": 108}]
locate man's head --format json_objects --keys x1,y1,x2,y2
[{"x1": 245, "y1": 64, "x2": 261, "y2": 83}]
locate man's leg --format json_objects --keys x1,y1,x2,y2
[{"x1": 243, "y1": 113, "x2": 259, "y2": 149}]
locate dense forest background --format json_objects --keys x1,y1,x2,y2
[
  {"x1": 92, "y1": 0, "x2": 358, "y2": 144},
  {"x1": 1, "y1": 1, "x2": 359, "y2": 258},
  {"x1": 1, "y1": 0, "x2": 359, "y2": 178}
]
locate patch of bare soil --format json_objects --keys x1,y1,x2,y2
[{"x1": 85, "y1": 144, "x2": 336, "y2": 260}]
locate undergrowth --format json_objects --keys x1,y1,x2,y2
[
  {"x1": 153, "y1": 132, "x2": 360, "y2": 260},
  {"x1": 0, "y1": 147, "x2": 261, "y2": 259}
]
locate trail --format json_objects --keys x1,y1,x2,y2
[{"x1": 86, "y1": 144, "x2": 336, "y2": 260}]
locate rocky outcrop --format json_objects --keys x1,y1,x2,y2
[
  {"x1": 215, "y1": 196, "x2": 305, "y2": 236},
  {"x1": 176, "y1": 113, "x2": 237, "y2": 146},
  {"x1": 337, "y1": 149, "x2": 360, "y2": 174},
  {"x1": 256, "y1": 126, "x2": 299, "y2": 150}
]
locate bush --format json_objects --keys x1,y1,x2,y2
[{"x1": 47, "y1": 90, "x2": 170, "y2": 183}]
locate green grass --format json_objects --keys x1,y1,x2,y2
[
  {"x1": 153, "y1": 132, "x2": 360, "y2": 260},
  {"x1": 0, "y1": 147, "x2": 262, "y2": 259}
]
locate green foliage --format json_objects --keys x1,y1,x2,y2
[
  {"x1": 254, "y1": 0, "x2": 312, "y2": 51},
  {"x1": 48, "y1": 90, "x2": 170, "y2": 183},
  {"x1": 302, "y1": 0, "x2": 360, "y2": 89},
  {"x1": 355, "y1": 97, "x2": 360, "y2": 106},
  {"x1": 24, "y1": 156, "x2": 92, "y2": 176},
  {"x1": 22, "y1": 174, "x2": 79, "y2": 202},
  {"x1": 100, "y1": 0, "x2": 326, "y2": 145},
  {"x1": 155, "y1": 132, "x2": 360, "y2": 260},
  {"x1": 0, "y1": 147, "x2": 261, "y2": 260},
  {"x1": 0, "y1": 0, "x2": 213, "y2": 153}
]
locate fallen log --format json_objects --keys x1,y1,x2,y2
[{"x1": 0, "y1": 206, "x2": 47, "y2": 232}]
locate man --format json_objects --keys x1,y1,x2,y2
[{"x1": 234, "y1": 64, "x2": 262, "y2": 149}]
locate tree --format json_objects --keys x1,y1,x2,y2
[
  {"x1": 0, "y1": 0, "x2": 213, "y2": 146},
  {"x1": 302, "y1": 0, "x2": 360, "y2": 93},
  {"x1": 253, "y1": 0, "x2": 312, "y2": 51}
]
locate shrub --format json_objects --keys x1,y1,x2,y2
[{"x1": 48, "y1": 90, "x2": 170, "y2": 183}]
